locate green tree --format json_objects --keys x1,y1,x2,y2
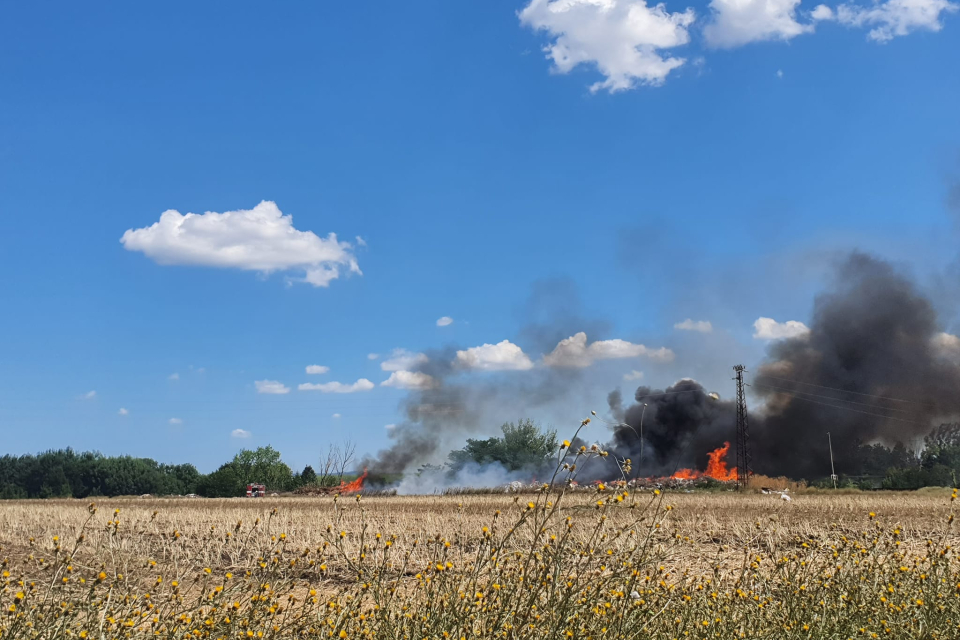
[
  {"x1": 300, "y1": 465, "x2": 317, "y2": 485},
  {"x1": 231, "y1": 446, "x2": 293, "y2": 491},
  {"x1": 448, "y1": 419, "x2": 557, "y2": 473},
  {"x1": 198, "y1": 464, "x2": 244, "y2": 498}
]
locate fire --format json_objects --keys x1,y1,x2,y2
[
  {"x1": 336, "y1": 469, "x2": 367, "y2": 494},
  {"x1": 670, "y1": 442, "x2": 738, "y2": 482}
]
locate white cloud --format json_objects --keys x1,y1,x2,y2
[
  {"x1": 381, "y1": 370, "x2": 438, "y2": 390},
  {"x1": 332, "y1": 413, "x2": 342, "y2": 419},
  {"x1": 776, "y1": 68, "x2": 784, "y2": 78},
  {"x1": 704, "y1": 0, "x2": 813, "y2": 47},
  {"x1": 381, "y1": 349, "x2": 429, "y2": 372},
  {"x1": 255, "y1": 379, "x2": 290, "y2": 395},
  {"x1": 519, "y1": 0, "x2": 696, "y2": 92},
  {"x1": 833, "y1": 0, "x2": 957, "y2": 42},
  {"x1": 118, "y1": 407, "x2": 129, "y2": 416},
  {"x1": 355, "y1": 236, "x2": 367, "y2": 247},
  {"x1": 436, "y1": 316, "x2": 454, "y2": 327},
  {"x1": 367, "y1": 353, "x2": 380, "y2": 360},
  {"x1": 811, "y1": 3, "x2": 835, "y2": 19},
  {"x1": 543, "y1": 332, "x2": 675, "y2": 368},
  {"x1": 674, "y1": 318, "x2": 713, "y2": 333},
  {"x1": 231, "y1": 428, "x2": 251, "y2": 439},
  {"x1": 753, "y1": 317, "x2": 811, "y2": 340},
  {"x1": 81, "y1": 390, "x2": 96, "y2": 400},
  {"x1": 624, "y1": 370, "x2": 645, "y2": 381},
  {"x1": 455, "y1": 340, "x2": 535, "y2": 371},
  {"x1": 298, "y1": 379, "x2": 375, "y2": 393},
  {"x1": 933, "y1": 332, "x2": 960, "y2": 361},
  {"x1": 169, "y1": 418, "x2": 183, "y2": 425},
  {"x1": 121, "y1": 200, "x2": 362, "y2": 288},
  {"x1": 169, "y1": 372, "x2": 179, "y2": 381},
  {"x1": 305, "y1": 364, "x2": 330, "y2": 375},
  {"x1": 385, "y1": 423, "x2": 397, "y2": 431}
]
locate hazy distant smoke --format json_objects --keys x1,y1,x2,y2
[
  {"x1": 613, "y1": 252, "x2": 960, "y2": 479},
  {"x1": 362, "y1": 279, "x2": 598, "y2": 486}
]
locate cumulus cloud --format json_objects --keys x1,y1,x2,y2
[
  {"x1": 255, "y1": 379, "x2": 290, "y2": 394},
  {"x1": 118, "y1": 407, "x2": 129, "y2": 416},
  {"x1": 305, "y1": 364, "x2": 330, "y2": 375},
  {"x1": 753, "y1": 317, "x2": 811, "y2": 340},
  {"x1": 121, "y1": 200, "x2": 362, "y2": 288},
  {"x1": 231, "y1": 428, "x2": 251, "y2": 439},
  {"x1": 704, "y1": 0, "x2": 813, "y2": 47},
  {"x1": 811, "y1": 3, "x2": 835, "y2": 19},
  {"x1": 169, "y1": 418, "x2": 183, "y2": 425},
  {"x1": 543, "y1": 332, "x2": 675, "y2": 368},
  {"x1": 381, "y1": 370, "x2": 438, "y2": 390},
  {"x1": 169, "y1": 373, "x2": 179, "y2": 381},
  {"x1": 455, "y1": 340, "x2": 535, "y2": 371},
  {"x1": 298, "y1": 379, "x2": 375, "y2": 393},
  {"x1": 381, "y1": 349, "x2": 429, "y2": 372},
  {"x1": 933, "y1": 332, "x2": 960, "y2": 361},
  {"x1": 332, "y1": 413, "x2": 342, "y2": 419},
  {"x1": 832, "y1": 0, "x2": 957, "y2": 42},
  {"x1": 367, "y1": 353, "x2": 380, "y2": 360},
  {"x1": 81, "y1": 390, "x2": 96, "y2": 400},
  {"x1": 519, "y1": 0, "x2": 696, "y2": 92},
  {"x1": 436, "y1": 316, "x2": 454, "y2": 327},
  {"x1": 674, "y1": 318, "x2": 713, "y2": 333},
  {"x1": 624, "y1": 369, "x2": 645, "y2": 381}
]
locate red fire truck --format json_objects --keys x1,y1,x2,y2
[{"x1": 245, "y1": 483, "x2": 266, "y2": 497}]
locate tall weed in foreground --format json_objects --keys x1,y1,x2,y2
[{"x1": 2, "y1": 416, "x2": 960, "y2": 639}]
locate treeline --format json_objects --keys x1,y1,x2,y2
[
  {"x1": 820, "y1": 422, "x2": 960, "y2": 489},
  {"x1": 4, "y1": 421, "x2": 960, "y2": 498},
  {"x1": 0, "y1": 443, "x2": 358, "y2": 499}
]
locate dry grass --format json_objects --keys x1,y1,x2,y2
[{"x1": 2, "y1": 487, "x2": 959, "y2": 639}]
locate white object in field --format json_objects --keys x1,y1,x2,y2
[
  {"x1": 630, "y1": 590, "x2": 641, "y2": 599},
  {"x1": 780, "y1": 493, "x2": 792, "y2": 502}
]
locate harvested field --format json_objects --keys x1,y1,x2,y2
[{"x1": 1, "y1": 489, "x2": 958, "y2": 638}]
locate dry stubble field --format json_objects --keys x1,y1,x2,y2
[{"x1": 1, "y1": 489, "x2": 959, "y2": 639}]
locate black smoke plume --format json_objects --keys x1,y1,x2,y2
[
  {"x1": 613, "y1": 252, "x2": 960, "y2": 480},
  {"x1": 606, "y1": 379, "x2": 737, "y2": 476}
]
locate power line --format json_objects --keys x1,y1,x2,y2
[
  {"x1": 748, "y1": 382, "x2": 927, "y2": 427},
  {"x1": 753, "y1": 373, "x2": 928, "y2": 406},
  {"x1": 750, "y1": 381, "x2": 915, "y2": 414}
]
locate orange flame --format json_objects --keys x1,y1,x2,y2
[
  {"x1": 337, "y1": 469, "x2": 367, "y2": 494},
  {"x1": 670, "y1": 443, "x2": 737, "y2": 482}
]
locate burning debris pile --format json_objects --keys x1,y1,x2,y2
[{"x1": 295, "y1": 469, "x2": 368, "y2": 495}]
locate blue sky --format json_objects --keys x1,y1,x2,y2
[{"x1": 1, "y1": 1, "x2": 958, "y2": 472}]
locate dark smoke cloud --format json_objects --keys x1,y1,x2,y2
[
  {"x1": 606, "y1": 379, "x2": 736, "y2": 477},
  {"x1": 751, "y1": 252, "x2": 960, "y2": 477},
  {"x1": 370, "y1": 251, "x2": 960, "y2": 486},
  {"x1": 613, "y1": 252, "x2": 960, "y2": 480}
]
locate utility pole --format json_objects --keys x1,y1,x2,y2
[
  {"x1": 828, "y1": 432, "x2": 837, "y2": 489},
  {"x1": 734, "y1": 365, "x2": 752, "y2": 489},
  {"x1": 639, "y1": 403, "x2": 647, "y2": 474}
]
